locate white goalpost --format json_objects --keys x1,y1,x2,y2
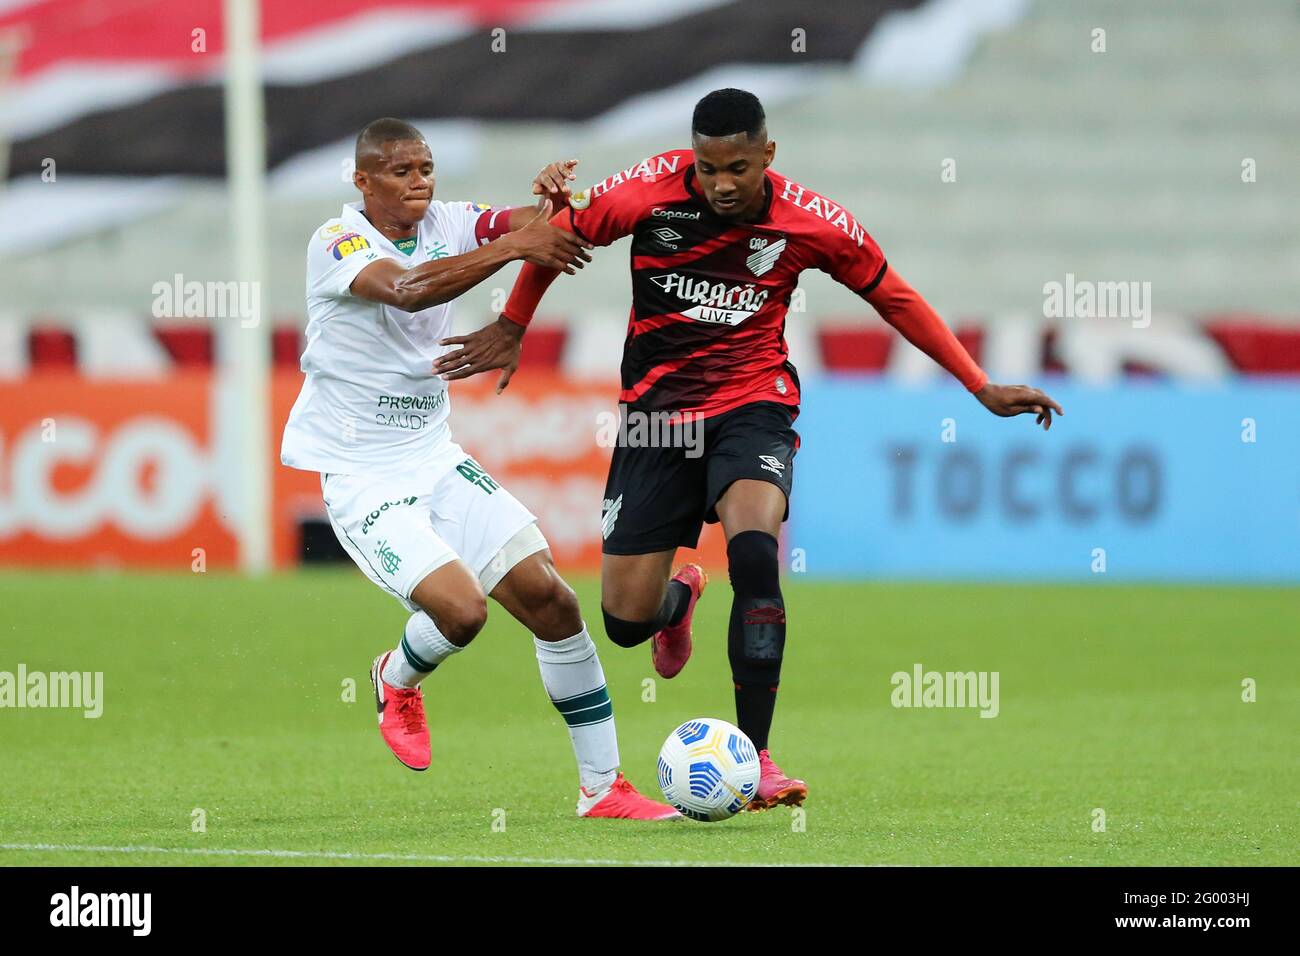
[{"x1": 222, "y1": 0, "x2": 272, "y2": 574}]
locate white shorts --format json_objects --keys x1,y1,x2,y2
[{"x1": 321, "y1": 456, "x2": 545, "y2": 611}]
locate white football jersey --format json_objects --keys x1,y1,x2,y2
[{"x1": 281, "y1": 199, "x2": 504, "y2": 476}]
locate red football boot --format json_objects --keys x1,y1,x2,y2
[
  {"x1": 577, "y1": 773, "x2": 682, "y2": 820},
  {"x1": 369, "y1": 651, "x2": 431, "y2": 771},
  {"x1": 650, "y1": 564, "x2": 707, "y2": 679},
  {"x1": 746, "y1": 749, "x2": 808, "y2": 811}
]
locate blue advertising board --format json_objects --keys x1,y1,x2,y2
[{"x1": 789, "y1": 380, "x2": 1300, "y2": 581}]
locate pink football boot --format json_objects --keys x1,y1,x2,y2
[
  {"x1": 578, "y1": 773, "x2": 682, "y2": 820},
  {"x1": 746, "y1": 749, "x2": 808, "y2": 811},
  {"x1": 369, "y1": 651, "x2": 431, "y2": 771},
  {"x1": 650, "y1": 564, "x2": 708, "y2": 679}
]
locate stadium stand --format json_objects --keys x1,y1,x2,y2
[{"x1": 3, "y1": 0, "x2": 1298, "y2": 378}]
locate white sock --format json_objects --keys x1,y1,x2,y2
[
  {"x1": 382, "y1": 612, "x2": 462, "y2": 688},
  {"x1": 535, "y1": 626, "x2": 619, "y2": 794}
]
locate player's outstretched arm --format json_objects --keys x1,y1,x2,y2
[
  {"x1": 434, "y1": 155, "x2": 643, "y2": 390},
  {"x1": 432, "y1": 208, "x2": 583, "y2": 390},
  {"x1": 865, "y1": 266, "x2": 1062, "y2": 431},
  {"x1": 350, "y1": 200, "x2": 591, "y2": 313}
]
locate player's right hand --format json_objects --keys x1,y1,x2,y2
[
  {"x1": 434, "y1": 316, "x2": 525, "y2": 392},
  {"x1": 532, "y1": 158, "x2": 579, "y2": 209},
  {"x1": 508, "y1": 199, "x2": 593, "y2": 274},
  {"x1": 974, "y1": 383, "x2": 1064, "y2": 430}
]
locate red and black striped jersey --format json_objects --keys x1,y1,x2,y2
[{"x1": 556, "y1": 148, "x2": 888, "y2": 419}]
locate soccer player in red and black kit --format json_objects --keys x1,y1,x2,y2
[{"x1": 434, "y1": 89, "x2": 1062, "y2": 811}]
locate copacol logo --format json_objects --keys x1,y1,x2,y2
[{"x1": 50, "y1": 886, "x2": 151, "y2": 936}]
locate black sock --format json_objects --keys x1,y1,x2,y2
[
  {"x1": 733, "y1": 681, "x2": 778, "y2": 753},
  {"x1": 662, "y1": 579, "x2": 691, "y2": 627},
  {"x1": 601, "y1": 579, "x2": 691, "y2": 648},
  {"x1": 726, "y1": 531, "x2": 785, "y2": 752}
]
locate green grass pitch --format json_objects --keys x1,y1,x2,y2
[{"x1": 0, "y1": 570, "x2": 1295, "y2": 866}]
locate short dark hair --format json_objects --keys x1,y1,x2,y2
[
  {"x1": 355, "y1": 117, "x2": 426, "y2": 170},
  {"x1": 691, "y1": 88, "x2": 766, "y2": 140}
]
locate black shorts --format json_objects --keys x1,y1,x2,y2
[{"x1": 601, "y1": 400, "x2": 799, "y2": 555}]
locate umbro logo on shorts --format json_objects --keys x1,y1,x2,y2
[
  {"x1": 759, "y1": 455, "x2": 785, "y2": 475},
  {"x1": 602, "y1": 495, "x2": 623, "y2": 540}
]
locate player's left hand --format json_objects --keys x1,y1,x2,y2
[
  {"x1": 532, "y1": 159, "x2": 579, "y2": 208},
  {"x1": 974, "y1": 383, "x2": 1063, "y2": 430},
  {"x1": 434, "y1": 316, "x2": 525, "y2": 392}
]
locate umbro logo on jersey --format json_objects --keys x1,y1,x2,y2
[
  {"x1": 746, "y1": 238, "x2": 787, "y2": 276},
  {"x1": 651, "y1": 227, "x2": 682, "y2": 245},
  {"x1": 759, "y1": 455, "x2": 785, "y2": 475}
]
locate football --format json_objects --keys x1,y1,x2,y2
[{"x1": 657, "y1": 718, "x2": 761, "y2": 821}]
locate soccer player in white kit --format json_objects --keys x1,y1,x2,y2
[{"x1": 281, "y1": 118, "x2": 678, "y2": 820}]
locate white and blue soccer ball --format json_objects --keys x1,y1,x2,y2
[{"x1": 657, "y1": 718, "x2": 760, "y2": 821}]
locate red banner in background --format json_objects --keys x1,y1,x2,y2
[
  {"x1": 1, "y1": 371, "x2": 727, "y2": 574},
  {"x1": 0, "y1": 371, "x2": 236, "y2": 569}
]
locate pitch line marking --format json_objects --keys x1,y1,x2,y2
[{"x1": 0, "y1": 842, "x2": 843, "y2": 867}]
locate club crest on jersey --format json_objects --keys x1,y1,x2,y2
[
  {"x1": 569, "y1": 189, "x2": 591, "y2": 210},
  {"x1": 746, "y1": 237, "x2": 786, "y2": 276},
  {"x1": 328, "y1": 232, "x2": 371, "y2": 260}
]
